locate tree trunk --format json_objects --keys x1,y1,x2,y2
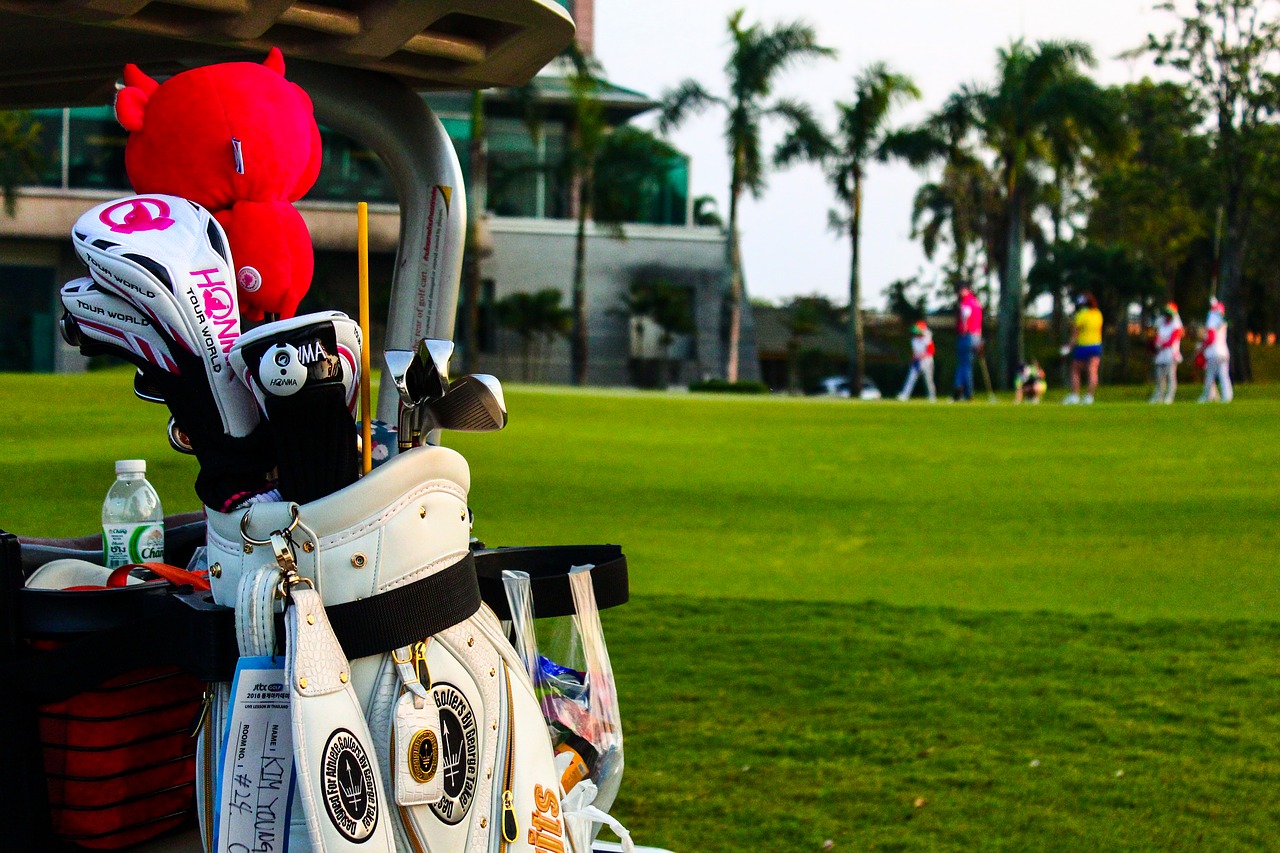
[
  {"x1": 1050, "y1": 191, "x2": 1065, "y2": 353},
  {"x1": 724, "y1": 150, "x2": 745, "y2": 383},
  {"x1": 462, "y1": 90, "x2": 487, "y2": 374},
  {"x1": 1219, "y1": 205, "x2": 1253, "y2": 383},
  {"x1": 570, "y1": 165, "x2": 591, "y2": 386},
  {"x1": 998, "y1": 184, "x2": 1025, "y2": 389},
  {"x1": 847, "y1": 179, "x2": 865, "y2": 392}
]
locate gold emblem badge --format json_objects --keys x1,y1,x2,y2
[{"x1": 408, "y1": 728, "x2": 439, "y2": 784}]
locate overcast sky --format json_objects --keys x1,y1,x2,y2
[{"x1": 595, "y1": 0, "x2": 1174, "y2": 308}]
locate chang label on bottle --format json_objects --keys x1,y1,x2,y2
[{"x1": 103, "y1": 522, "x2": 165, "y2": 568}]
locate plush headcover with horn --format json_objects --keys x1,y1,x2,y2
[{"x1": 115, "y1": 48, "x2": 322, "y2": 320}]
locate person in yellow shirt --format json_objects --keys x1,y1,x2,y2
[{"x1": 1061, "y1": 292, "x2": 1103, "y2": 404}]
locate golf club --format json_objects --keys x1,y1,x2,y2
[
  {"x1": 977, "y1": 352, "x2": 998, "y2": 403},
  {"x1": 385, "y1": 339, "x2": 453, "y2": 451},
  {"x1": 424, "y1": 374, "x2": 508, "y2": 433}
]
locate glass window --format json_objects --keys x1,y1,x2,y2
[
  {"x1": 487, "y1": 118, "x2": 541, "y2": 218},
  {"x1": 67, "y1": 107, "x2": 129, "y2": 191},
  {"x1": 308, "y1": 125, "x2": 397, "y2": 204},
  {"x1": 27, "y1": 109, "x2": 63, "y2": 188}
]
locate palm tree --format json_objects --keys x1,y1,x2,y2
[
  {"x1": 495, "y1": 289, "x2": 572, "y2": 381},
  {"x1": 966, "y1": 40, "x2": 1117, "y2": 384},
  {"x1": 659, "y1": 9, "x2": 834, "y2": 382},
  {"x1": 775, "y1": 62, "x2": 920, "y2": 392}
]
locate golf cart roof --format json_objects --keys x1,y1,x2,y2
[{"x1": 0, "y1": 0, "x2": 575, "y2": 108}]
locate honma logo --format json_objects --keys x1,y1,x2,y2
[
  {"x1": 429, "y1": 683, "x2": 479, "y2": 825},
  {"x1": 322, "y1": 728, "x2": 379, "y2": 842},
  {"x1": 99, "y1": 197, "x2": 175, "y2": 234}
]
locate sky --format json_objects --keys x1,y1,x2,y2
[{"x1": 594, "y1": 0, "x2": 1175, "y2": 309}]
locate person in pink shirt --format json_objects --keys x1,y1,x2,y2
[{"x1": 953, "y1": 287, "x2": 983, "y2": 401}]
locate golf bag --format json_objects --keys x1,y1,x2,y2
[{"x1": 197, "y1": 444, "x2": 578, "y2": 852}]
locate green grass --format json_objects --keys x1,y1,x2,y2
[{"x1": 3, "y1": 370, "x2": 1279, "y2": 850}]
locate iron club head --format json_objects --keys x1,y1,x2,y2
[{"x1": 425, "y1": 374, "x2": 508, "y2": 433}]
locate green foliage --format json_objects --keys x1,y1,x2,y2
[
  {"x1": 885, "y1": 277, "x2": 928, "y2": 325},
  {"x1": 494, "y1": 289, "x2": 572, "y2": 381},
  {"x1": 593, "y1": 127, "x2": 684, "y2": 225},
  {"x1": 0, "y1": 110, "x2": 43, "y2": 216}
]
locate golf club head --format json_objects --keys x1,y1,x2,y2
[
  {"x1": 426, "y1": 374, "x2": 508, "y2": 433},
  {"x1": 417, "y1": 338, "x2": 454, "y2": 400},
  {"x1": 134, "y1": 369, "x2": 166, "y2": 404}
]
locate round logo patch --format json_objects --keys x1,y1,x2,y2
[
  {"x1": 261, "y1": 343, "x2": 307, "y2": 396},
  {"x1": 322, "y1": 728, "x2": 379, "y2": 842},
  {"x1": 429, "y1": 683, "x2": 479, "y2": 825},
  {"x1": 238, "y1": 265, "x2": 263, "y2": 292},
  {"x1": 408, "y1": 728, "x2": 439, "y2": 784}
]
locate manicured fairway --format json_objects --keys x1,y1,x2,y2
[{"x1": 2, "y1": 371, "x2": 1278, "y2": 851}]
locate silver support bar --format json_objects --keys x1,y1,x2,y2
[{"x1": 290, "y1": 61, "x2": 467, "y2": 425}]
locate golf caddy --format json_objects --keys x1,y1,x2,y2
[{"x1": 0, "y1": 2, "x2": 655, "y2": 851}]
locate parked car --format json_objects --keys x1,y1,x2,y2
[{"x1": 814, "y1": 375, "x2": 882, "y2": 400}]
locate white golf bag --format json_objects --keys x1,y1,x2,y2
[{"x1": 196, "y1": 445, "x2": 571, "y2": 852}]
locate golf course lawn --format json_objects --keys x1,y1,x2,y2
[{"x1": 2, "y1": 370, "x2": 1278, "y2": 850}]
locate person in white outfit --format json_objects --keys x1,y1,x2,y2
[
  {"x1": 897, "y1": 320, "x2": 936, "y2": 401},
  {"x1": 1150, "y1": 302, "x2": 1184, "y2": 404},
  {"x1": 1197, "y1": 298, "x2": 1233, "y2": 403}
]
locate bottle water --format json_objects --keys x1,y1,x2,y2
[{"x1": 102, "y1": 459, "x2": 164, "y2": 569}]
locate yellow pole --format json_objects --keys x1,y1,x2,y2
[{"x1": 357, "y1": 202, "x2": 372, "y2": 475}]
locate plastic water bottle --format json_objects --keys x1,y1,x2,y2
[{"x1": 102, "y1": 459, "x2": 164, "y2": 569}]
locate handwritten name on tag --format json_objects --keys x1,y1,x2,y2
[{"x1": 216, "y1": 656, "x2": 295, "y2": 853}]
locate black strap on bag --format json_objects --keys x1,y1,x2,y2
[
  {"x1": 6, "y1": 543, "x2": 629, "y2": 697},
  {"x1": 473, "y1": 545, "x2": 629, "y2": 621},
  {"x1": 9, "y1": 553, "x2": 482, "y2": 699}
]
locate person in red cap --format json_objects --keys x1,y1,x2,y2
[
  {"x1": 952, "y1": 287, "x2": 983, "y2": 400},
  {"x1": 1150, "y1": 301, "x2": 1184, "y2": 404},
  {"x1": 896, "y1": 320, "x2": 936, "y2": 401},
  {"x1": 1197, "y1": 297, "x2": 1233, "y2": 402}
]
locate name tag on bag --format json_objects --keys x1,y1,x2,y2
[{"x1": 216, "y1": 656, "x2": 295, "y2": 852}]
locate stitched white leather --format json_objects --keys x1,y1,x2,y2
[
  {"x1": 287, "y1": 587, "x2": 395, "y2": 851},
  {"x1": 393, "y1": 691, "x2": 445, "y2": 806},
  {"x1": 235, "y1": 563, "x2": 281, "y2": 657}
]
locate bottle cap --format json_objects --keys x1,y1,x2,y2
[{"x1": 115, "y1": 459, "x2": 146, "y2": 476}]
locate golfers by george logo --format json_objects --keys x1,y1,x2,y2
[{"x1": 322, "y1": 728, "x2": 380, "y2": 842}]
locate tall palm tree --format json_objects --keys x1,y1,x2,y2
[
  {"x1": 967, "y1": 40, "x2": 1117, "y2": 384},
  {"x1": 659, "y1": 9, "x2": 834, "y2": 382},
  {"x1": 775, "y1": 62, "x2": 920, "y2": 392}
]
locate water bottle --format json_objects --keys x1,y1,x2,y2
[{"x1": 102, "y1": 459, "x2": 164, "y2": 569}]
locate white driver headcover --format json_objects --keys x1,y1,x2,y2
[
  {"x1": 71, "y1": 194, "x2": 257, "y2": 437},
  {"x1": 60, "y1": 277, "x2": 179, "y2": 372},
  {"x1": 287, "y1": 586, "x2": 395, "y2": 851}
]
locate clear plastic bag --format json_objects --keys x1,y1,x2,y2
[{"x1": 502, "y1": 564, "x2": 624, "y2": 812}]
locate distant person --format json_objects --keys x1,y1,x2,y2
[
  {"x1": 1197, "y1": 297, "x2": 1233, "y2": 403},
  {"x1": 953, "y1": 287, "x2": 983, "y2": 401},
  {"x1": 1062, "y1": 292, "x2": 1103, "y2": 404},
  {"x1": 1013, "y1": 359, "x2": 1047, "y2": 404},
  {"x1": 1149, "y1": 301, "x2": 1184, "y2": 404},
  {"x1": 897, "y1": 320, "x2": 937, "y2": 401}
]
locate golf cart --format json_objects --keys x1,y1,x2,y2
[{"x1": 0, "y1": 3, "x2": 665, "y2": 850}]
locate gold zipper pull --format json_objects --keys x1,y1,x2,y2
[
  {"x1": 413, "y1": 639, "x2": 431, "y2": 690},
  {"x1": 501, "y1": 789, "x2": 517, "y2": 844},
  {"x1": 189, "y1": 688, "x2": 212, "y2": 737}
]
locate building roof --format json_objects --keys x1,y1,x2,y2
[{"x1": 0, "y1": 0, "x2": 575, "y2": 108}]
